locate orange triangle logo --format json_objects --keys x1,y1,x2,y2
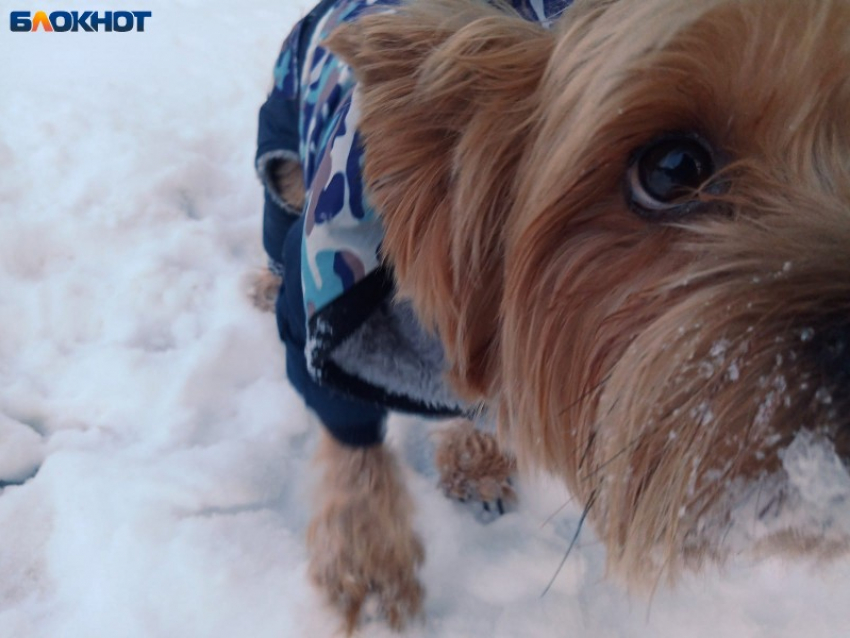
[{"x1": 32, "y1": 11, "x2": 54, "y2": 32}]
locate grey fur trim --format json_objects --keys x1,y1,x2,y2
[
  {"x1": 256, "y1": 149, "x2": 302, "y2": 215},
  {"x1": 330, "y1": 300, "x2": 468, "y2": 413}
]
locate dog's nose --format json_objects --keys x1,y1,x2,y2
[
  {"x1": 811, "y1": 324, "x2": 850, "y2": 389},
  {"x1": 808, "y1": 324, "x2": 850, "y2": 461}
]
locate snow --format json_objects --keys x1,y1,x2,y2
[
  {"x1": 1, "y1": 1, "x2": 849, "y2": 636},
  {"x1": 784, "y1": 432, "x2": 850, "y2": 516},
  {"x1": 706, "y1": 431, "x2": 850, "y2": 563}
]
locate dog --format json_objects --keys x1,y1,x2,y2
[{"x1": 254, "y1": 0, "x2": 850, "y2": 632}]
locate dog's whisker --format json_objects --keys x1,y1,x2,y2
[
  {"x1": 558, "y1": 370, "x2": 613, "y2": 418},
  {"x1": 757, "y1": 493, "x2": 780, "y2": 521},
  {"x1": 578, "y1": 428, "x2": 597, "y2": 472},
  {"x1": 540, "y1": 497, "x2": 576, "y2": 529},
  {"x1": 753, "y1": 480, "x2": 766, "y2": 527},
  {"x1": 542, "y1": 490, "x2": 598, "y2": 598},
  {"x1": 578, "y1": 391, "x2": 628, "y2": 472},
  {"x1": 579, "y1": 429, "x2": 649, "y2": 482}
]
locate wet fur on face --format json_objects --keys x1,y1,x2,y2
[{"x1": 328, "y1": 0, "x2": 850, "y2": 585}]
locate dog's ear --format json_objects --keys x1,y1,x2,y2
[{"x1": 327, "y1": 0, "x2": 554, "y2": 399}]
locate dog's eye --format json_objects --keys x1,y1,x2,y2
[{"x1": 628, "y1": 135, "x2": 715, "y2": 216}]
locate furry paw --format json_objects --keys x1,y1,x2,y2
[
  {"x1": 308, "y1": 433, "x2": 425, "y2": 633},
  {"x1": 435, "y1": 421, "x2": 517, "y2": 520},
  {"x1": 246, "y1": 268, "x2": 282, "y2": 313}
]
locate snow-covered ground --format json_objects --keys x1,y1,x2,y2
[{"x1": 1, "y1": 1, "x2": 849, "y2": 636}]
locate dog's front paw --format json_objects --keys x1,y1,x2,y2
[
  {"x1": 308, "y1": 432, "x2": 424, "y2": 633},
  {"x1": 435, "y1": 421, "x2": 517, "y2": 519},
  {"x1": 308, "y1": 511, "x2": 424, "y2": 632}
]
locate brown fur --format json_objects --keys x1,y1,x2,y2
[
  {"x1": 247, "y1": 268, "x2": 282, "y2": 313},
  {"x1": 272, "y1": 159, "x2": 305, "y2": 213},
  {"x1": 307, "y1": 431, "x2": 424, "y2": 633},
  {"x1": 435, "y1": 420, "x2": 516, "y2": 504},
  {"x1": 323, "y1": 0, "x2": 850, "y2": 610},
  {"x1": 328, "y1": 0, "x2": 553, "y2": 400}
]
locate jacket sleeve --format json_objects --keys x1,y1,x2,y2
[{"x1": 256, "y1": 23, "x2": 304, "y2": 272}]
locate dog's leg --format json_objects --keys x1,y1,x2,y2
[
  {"x1": 247, "y1": 268, "x2": 282, "y2": 312},
  {"x1": 271, "y1": 159, "x2": 305, "y2": 214},
  {"x1": 249, "y1": 160, "x2": 305, "y2": 312},
  {"x1": 435, "y1": 420, "x2": 517, "y2": 515},
  {"x1": 307, "y1": 430, "x2": 424, "y2": 633}
]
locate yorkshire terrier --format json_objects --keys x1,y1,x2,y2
[{"x1": 254, "y1": 0, "x2": 850, "y2": 632}]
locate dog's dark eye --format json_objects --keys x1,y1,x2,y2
[{"x1": 628, "y1": 135, "x2": 716, "y2": 216}]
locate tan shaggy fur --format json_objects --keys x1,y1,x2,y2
[
  {"x1": 247, "y1": 268, "x2": 282, "y2": 313},
  {"x1": 307, "y1": 0, "x2": 850, "y2": 629},
  {"x1": 435, "y1": 420, "x2": 517, "y2": 504},
  {"x1": 272, "y1": 159, "x2": 306, "y2": 213},
  {"x1": 257, "y1": 0, "x2": 850, "y2": 631},
  {"x1": 307, "y1": 431, "x2": 425, "y2": 633}
]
